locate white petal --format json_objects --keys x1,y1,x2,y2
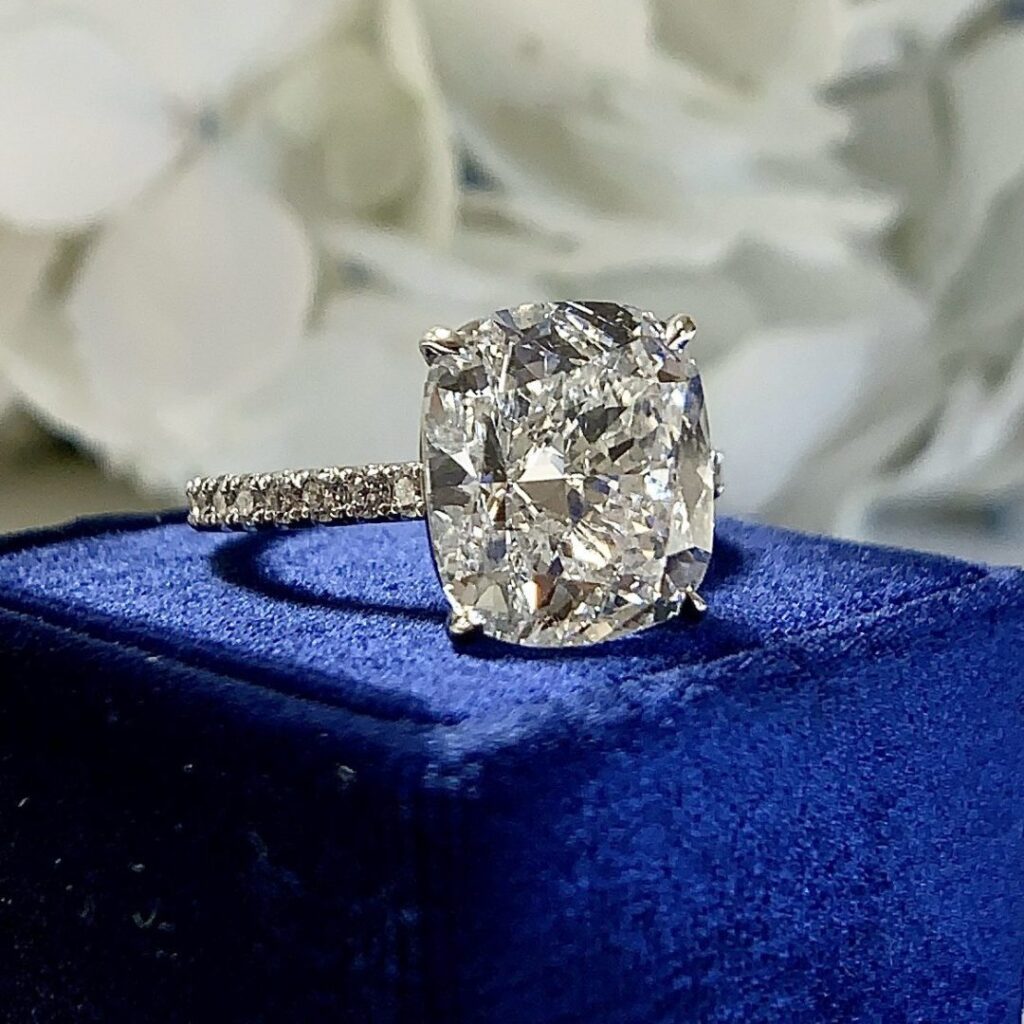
[
  {"x1": 836, "y1": 343, "x2": 1024, "y2": 565},
  {"x1": 784, "y1": 393, "x2": 940, "y2": 536},
  {"x1": 379, "y1": 0, "x2": 458, "y2": 239},
  {"x1": 65, "y1": 0, "x2": 348, "y2": 107},
  {"x1": 316, "y1": 46, "x2": 424, "y2": 215},
  {"x1": 704, "y1": 323, "x2": 883, "y2": 514},
  {"x1": 650, "y1": 0, "x2": 843, "y2": 91},
  {"x1": 934, "y1": 168, "x2": 1024, "y2": 366},
  {"x1": 888, "y1": 350, "x2": 1024, "y2": 498},
  {"x1": 420, "y1": 0, "x2": 652, "y2": 108},
  {"x1": 972, "y1": 341, "x2": 1024, "y2": 480},
  {"x1": 0, "y1": 16, "x2": 181, "y2": 229},
  {"x1": 323, "y1": 222, "x2": 538, "y2": 308},
  {"x1": 841, "y1": 0, "x2": 996, "y2": 72},
  {"x1": 837, "y1": 61, "x2": 946, "y2": 241},
  {"x1": 266, "y1": 294, "x2": 434, "y2": 468},
  {"x1": 0, "y1": 292, "x2": 303, "y2": 491},
  {"x1": 920, "y1": 27, "x2": 1024, "y2": 330},
  {"x1": 444, "y1": 60, "x2": 854, "y2": 248},
  {"x1": 240, "y1": 1, "x2": 457, "y2": 241},
  {"x1": 262, "y1": 42, "x2": 428, "y2": 216},
  {"x1": 0, "y1": 304, "x2": 104, "y2": 443},
  {"x1": 771, "y1": 320, "x2": 940, "y2": 535},
  {"x1": 68, "y1": 156, "x2": 314, "y2": 406},
  {"x1": 947, "y1": 27, "x2": 1024, "y2": 256},
  {"x1": 0, "y1": 228, "x2": 54, "y2": 335}
]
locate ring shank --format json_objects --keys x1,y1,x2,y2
[
  {"x1": 186, "y1": 462, "x2": 424, "y2": 530},
  {"x1": 187, "y1": 451, "x2": 722, "y2": 531}
]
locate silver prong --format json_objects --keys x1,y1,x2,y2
[
  {"x1": 665, "y1": 313, "x2": 697, "y2": 350},
  {"x1": 447, "y1": 610, "x2": 481, "y2": 640},
  {"x1": 712, "y1": 449, "x2": 724, "y2": 498},
  {"x1": 684, "y1": 588, "x2": 708, "y2": 617},
  {"x1": 419, "y1": 326, "x2": 459, "y2": 364}
]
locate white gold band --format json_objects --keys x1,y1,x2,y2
[
  {"x1": 186, "y1": 461, "x2": 425, "y2": 530},
  {"x1": 186, "y1": 452, "x2": 722, "y2": 531}
]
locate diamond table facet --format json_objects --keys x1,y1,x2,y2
[{"x1": 421, "y1": 301, "x2": 715, "y2": 647}]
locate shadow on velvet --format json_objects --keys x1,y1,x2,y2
[
  {"x1": 209, "y1": 528, "x2": 754, "y2": 665},
  {"x1": 210, "y1": 531, "x2": 447, "y2": 625}
]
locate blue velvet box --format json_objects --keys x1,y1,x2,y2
[{"x1": 1, "y1": 512, "x2": 1023, "y2": 1023}]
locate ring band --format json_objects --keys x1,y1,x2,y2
[
  {"x1": 187, "y1": 461, "x2": 424, "y2": 530},
  {"x1": 186, "y1": 455, "x2": 723, "y2": 532}
]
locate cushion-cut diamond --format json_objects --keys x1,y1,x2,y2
[{"x1": 421, "y1": 301, "x2": 714, "y2": 647}]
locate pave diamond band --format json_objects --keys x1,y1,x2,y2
[
  {"x1": 186, "y1": 461, "x2": 424, "y2": 529},
  {"x1": 186, "y1": 300, "x2": 723, "y2": 649},
  {"x1": 187, "y1": 455, "x2": 722, "y2": 531}
]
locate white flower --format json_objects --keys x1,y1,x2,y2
[
  {"x1": 0, "y1": 0, "x2": 461, "y2": 486},
  {"x1": 832, "y1": 1, "x2": 1024, "y2": 558},
  {"x1": 0, "y1": 0, "x2": 931, "y2": 547}
]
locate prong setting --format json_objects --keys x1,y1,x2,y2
[
  {"x1": 683, "y1": 588, "x2": 709, "y2": 618},
  {"x1": 712, "y1": 449, "x2": 724, "y2": 498},
  {"x1": 447, "y1": 609, "x2": 481, "y2": 640},
  {"x1": 419, "y1": 326, "x2": 459, "y2": 364},
  {"x1": 665, "y1": 313, "x2": 697, "y2": 350}
]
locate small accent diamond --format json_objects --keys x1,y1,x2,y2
[
  {"x1": 393, "y1": 475, "x2": 417, "y2": 512},
  {"x1": 234, "y1": 487, "x2": 254, "y2": 517},
  {"x1": 212, "y1": 487, "x2": 229, "y2": 518}
]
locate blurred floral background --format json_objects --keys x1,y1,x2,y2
[{"x1": 0, "y1": 0, "x2": 1022, "y2": 564}]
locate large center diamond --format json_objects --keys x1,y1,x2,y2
[{"x1": 421, "y1": 301, "x2": 715, "y2": 647}]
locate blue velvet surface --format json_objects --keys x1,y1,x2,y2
[{"x1": 1, "y1": 512, "x2": 1023, "y2": 1023}]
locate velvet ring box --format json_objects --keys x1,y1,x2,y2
[{"x1": 1, "y1": 512, "x2": 1023, "y2": 1023}]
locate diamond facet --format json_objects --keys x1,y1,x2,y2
[{"x1": 421, "y1": 301, "x2": 715, "y2": 647}]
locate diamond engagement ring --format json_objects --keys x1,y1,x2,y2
[{"x1": 186, "y1": 301, "x2": 722, "y2": 648}]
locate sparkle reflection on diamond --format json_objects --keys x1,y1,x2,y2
[{"x1": 421, "y1": 301, "x2": 714, "y2": 647}]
